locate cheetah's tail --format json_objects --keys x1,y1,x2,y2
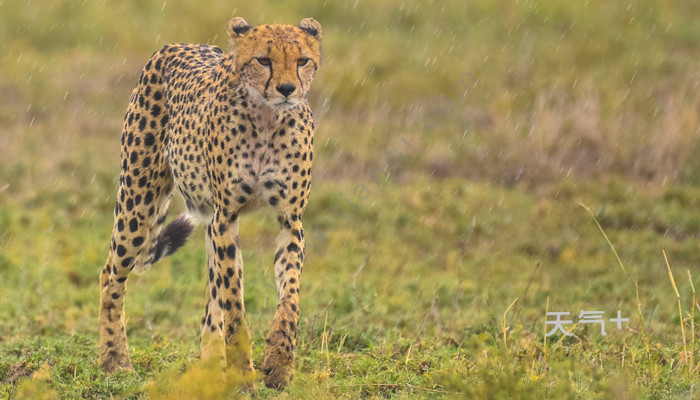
[{"x1": 150, "y1": 214, "x2": 196, "y2": 265}]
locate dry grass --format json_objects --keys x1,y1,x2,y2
[{"x1": 486, "y1": 81, "x2": 700, "y2": 185}]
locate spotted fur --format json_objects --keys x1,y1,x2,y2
[{"x1": 98, "y1": 17, "x2": 322, "y2": 390}]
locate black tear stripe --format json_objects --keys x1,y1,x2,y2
[
  {"x1": 264, "y1": 63, "x2": 274, "y2": 97},
  {"x1": 296, "y1": 67, "x2": 304, "y2": 93},
  {"x1": 295, "y1": 43, "x2": 305, "y2": 92}
]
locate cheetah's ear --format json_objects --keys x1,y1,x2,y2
[
  {"x1": 228, "y1": 17, "x2": 252, "y2": 38},
  {"x1": 299, "y1": 18, "x2": 322, "y2": 40}
]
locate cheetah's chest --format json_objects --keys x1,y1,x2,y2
[
  {"x1": 169, "y1": 102, "x2": 286, "y2": 221},
  {"x1": 234, "y1": 108, "x2": 282, "y2": 214}
]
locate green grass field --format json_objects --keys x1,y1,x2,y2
[{"x1": 1, "y1": 0, "x2": 700, "y2": 398}]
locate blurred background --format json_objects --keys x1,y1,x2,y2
[
  {"x1": 1, "y1": 0, "x2": 700, "y2": 398},
  {"x1": 3, "y1": 0, "x2": 699, "y2": 190}
]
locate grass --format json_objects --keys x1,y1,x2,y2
[{"x1": 1, "y1": 0, "x2": 700, "y2": 398}]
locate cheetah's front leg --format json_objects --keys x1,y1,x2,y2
[
  {"x1": 201, "y1": 211, "x2": 255, "y2": 385},
  {"x1": 262, "y1": 218, "x2": 305, "y2": 389}
]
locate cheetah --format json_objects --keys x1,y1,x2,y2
[{"x1": 98, "y1": 17, "x2": 322, "y2": 390}]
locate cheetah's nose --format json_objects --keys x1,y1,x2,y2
[{"x1": 276, "y1": 84, "x2": 296, "y2": 97}]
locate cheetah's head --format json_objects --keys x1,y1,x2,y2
[{"x1": 228, "y1": 17, "x2": 322, "y2": 110}]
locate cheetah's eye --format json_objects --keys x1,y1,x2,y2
[
  {"x1": 256, "y1": 57, "x2": 272, "y2": 66},
  {"x1": 297, "y1": 58, "x2": 310, "y2": 67}
]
